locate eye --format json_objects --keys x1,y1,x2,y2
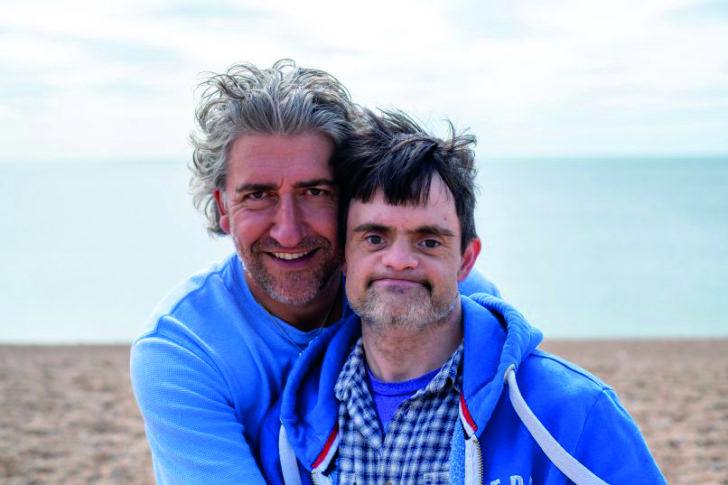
[
  {"x1": 304, "y1": 187, "x2": 333, "y2": 198},
  {"x1": 245, "y1": 191, "x2": 268, "y2": 200},
  {"x1": 364, "y1": 234, "x2": 384, "y2": 246},
  {"x1": 239, "y1": 190, "x2": 275, "y2": 209},
  {"x1": 422, "y1": 239, "x2": 441, "y2": 249}
]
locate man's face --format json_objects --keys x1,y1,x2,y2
[
  {"x1": 215, "y1": 132, "x2": 342, "y2": 309},
  {"x1": 344, "y1": 175, "x2": 480, "y2": 331}
]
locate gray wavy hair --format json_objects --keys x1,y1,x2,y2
[{"x1": 190, "y1": 59, "x2": 357, "y2": 235}]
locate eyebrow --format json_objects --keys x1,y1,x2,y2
[
  {"x1": 352, "y1": 223, "x2": 456, "y2": 239},
  {"x1": 234, "y1": 178, "x2": 336, "y2": 193},
  {"x1": 235, "y1": 182, "x2": 276, "y2": 194},
  {"x1": 293, "y1": 178, "x2": 336, "y2": 189}
]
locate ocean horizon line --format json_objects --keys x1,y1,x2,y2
[{"x1": 1, "y1": 152, "x2": 727, "y2": 167}]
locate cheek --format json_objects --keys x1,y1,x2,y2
[
  {"x1": 344, "y1": 244, "x2": 354, "y2": 265},
  {"x1": 346, "y1": 263, "x2": 372, "y2": 301},
  {"x1": 344, "y1": 244, "x2": 366, "y2": 274},
  {"x1": 343, "y1": 264, "x2": 365, "y2": 302},
  {"x1": 230, "y1": 213, "x2": 268, "y2": 246},
  {"x1": 343, "y1": 251, "x2": 375, "y2": 290},
  {"x1": 308, "y1": 206, "x2": 339, "y2": 240}
]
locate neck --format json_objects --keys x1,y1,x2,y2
[
  {"x1": 246, "y1": 269, "x2": 343, "y2": 332},
  {"x1": 362, "y1": 303, "x2": 463, "y2": 382}
]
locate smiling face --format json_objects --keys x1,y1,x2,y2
[
  {"x1": 344, "y1": 175, "x2": 480, "y2": 332},
  {"x1": 215, "y1": 132, "x2": 342, "y2": 315}
]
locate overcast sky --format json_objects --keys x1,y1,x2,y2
[{"x1": 2, "y1": 0, "x2": 727, "y2": 162}]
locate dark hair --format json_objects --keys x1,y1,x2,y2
[
  {"x1": 335, "y1": 109, "x2": 478, "y2": 252},
  {"x1": 190, "y1": 59, "x2": 357, "y2": 235}
]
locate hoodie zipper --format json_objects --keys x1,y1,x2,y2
[{"x1": 472, "y1": 435, "x2": 484, "y2": 484}]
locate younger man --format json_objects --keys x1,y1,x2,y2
[{"x1": 261, "y1": 110, "x2": 665, "y2": 484}]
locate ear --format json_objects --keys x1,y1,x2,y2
[
  {"x1": 213, "y1": 189, "x2": 230, "y2": 234},
  {"x1": 457, "y1": 237, "x2": 481, "y2": 282}
]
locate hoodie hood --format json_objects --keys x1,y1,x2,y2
[
  {"x1": 460, "y1": 293, "x2": 542, "y2": 438},
  {"x1": 279, "y1": 293, "x2": 543, "y2": 469}
]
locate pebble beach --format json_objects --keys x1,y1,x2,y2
[{"x1": 1, "y1": 339, "x2": 726, "y2": 484}]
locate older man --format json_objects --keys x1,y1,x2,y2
[
  {"x1": 261, "y1": 110, "x2": 665, "y2": 484},
  {"x1": 130, "y1": 61, "x2": 498, "y2": 483}
]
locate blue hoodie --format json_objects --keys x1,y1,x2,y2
[
  {"x1": 131, "y1": 253, "x2": 500, "y2": 484},
  {"x1": 260, "y1": 294, "x2": 666, "y2": 484}
]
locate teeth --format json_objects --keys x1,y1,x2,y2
[{"x1": 272, "y1": 250, "x2": 313, "y2": 261}]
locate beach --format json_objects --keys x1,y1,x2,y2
[{"x1": 1, "y1": 339, "x2": 726, "y2": 484}]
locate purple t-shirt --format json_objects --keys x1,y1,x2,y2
[{"x1": 366, "y1": 365, "x2": 441, "y2": 434}]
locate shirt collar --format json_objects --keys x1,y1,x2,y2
[{"x1": 335, "y1": 337, "x2": 464, "y2": 401}]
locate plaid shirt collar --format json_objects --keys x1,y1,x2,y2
[
  {"x1": 332, "y1": 336, "x2": 464, "y2": 483},
  {"x1": 335, "y1": 337, "x2": 463, "y2": 404}
]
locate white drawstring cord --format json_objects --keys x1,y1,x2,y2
[
  {"x1": 504, "y1": 365, "x2": 609, "y2": 485},
  {"x1": 279, "y1": 425, "x2": 303, "y2": 485}
]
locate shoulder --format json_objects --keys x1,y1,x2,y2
[
  {"x1": 131, "y1": 253, "x2": 272, "y2": 361},
  {"x1": 518, "y1": 352, "x2": 665, "y2": 482},
  {"x1": 507, "y1": 350, "x2": 633, "y2": 459},
  {"x1": 516, "y1": 349, "x2": 613, "y2": 420},
  {"x1": 129, "y1": 253, "x2": 290, "y2": 430},
  {"x1": 130, "y1": 253, "x2": 266, "y2": 393},
  {"x1": 523, "y1": 350, "x2": 610, "y2": 391},
  {"x1": 136, "y1": 254, "x2": 240, "y2": 339},
  {"x1": 459, "y1": 268, "x2": 501, "y2": 298}
]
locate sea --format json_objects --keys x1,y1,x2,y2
[{"x1": 1, "y1": 156, "x2": 726, "y2": 343}]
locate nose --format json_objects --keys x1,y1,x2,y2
[
  {"x1": 380, "y1": 239, "x2": 418, "y2": 271},
  {"x1": 269, "y1": 195, "x2": 306, "y2": 247}
]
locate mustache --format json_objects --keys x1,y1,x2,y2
[
  {"x1": 253, "y1": 236, "x2": 332, "y2": 252},
  {"x1": 366, "y1": 274, "x2": 433, "y2": 292}
]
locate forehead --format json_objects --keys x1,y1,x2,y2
[
  {"x1": 227, "y1": 132, "x2": 335, "y2": 183},
  {"x1": 347, "y1": 176, "x2": 459, "y2": 231}
]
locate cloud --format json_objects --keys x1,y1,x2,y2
[
  {"x1": 152, "y1": 2, "x2": 271, "y2": 21},
  {"x1": 1, "y1": 0, "x2": 726, "y2": 162}
]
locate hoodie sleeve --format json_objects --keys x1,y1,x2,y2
[
  {"x1": 574, "y1": 388, "x2": 667, "y2": 484},
  {"x1": 130, "y1": 330, "x2": 268, "y2": 484}
]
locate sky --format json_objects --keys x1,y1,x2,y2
[
  {"x1": 1, "y1": 0, "x2": 726, "y2": 343},
  {"x1": 2, "y1": 0, "x2": 727, "y2": 163}
]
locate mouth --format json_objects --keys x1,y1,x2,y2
[
  {"x1": 370, "y1": 277, "x2": 432, "y2": 292},
  {"x1": 268, "y1": 249, "x2": 317, "y2": 261}
]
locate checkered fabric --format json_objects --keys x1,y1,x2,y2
[{"x1": 333, "y1": 338, "x2": 463, "y2": 484}]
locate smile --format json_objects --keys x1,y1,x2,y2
[{"x1": 270, "y1": 249, "x2": 316, "y2": 261}]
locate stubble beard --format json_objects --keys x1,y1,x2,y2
[
  {"x1": 351, "y1": 283, "x2": 458, "y2": 333},
  {"x1": 238, "y1": 236, "x2": 343, "y2": 306}
]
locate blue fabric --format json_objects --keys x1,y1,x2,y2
[
  {"x1": 261, "y1": 294, "x2": 666, "y2": 484},
  {"x1": 458, "y1": 268, "x2": 501, "y2": 298},
  {"x1": 449, "y1": 421, "x2": 464, "y2": 485},
  {"x1": 367, "y1": 363, "x2": 440, "y2": 432},
  {"x1": 130, "y1": 253, "x2": 498, "y2": 484},
  {"x1": 130, "y1": 254, "x2": 348, "y2": 484}
]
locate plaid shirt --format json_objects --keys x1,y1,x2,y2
[{"x1": 333, "y1": 338, "x2": 463, "y2": 485}]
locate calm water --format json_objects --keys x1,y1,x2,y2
[{"x1": 1, "y1": 157, "x2": 726, "y2": 343}]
